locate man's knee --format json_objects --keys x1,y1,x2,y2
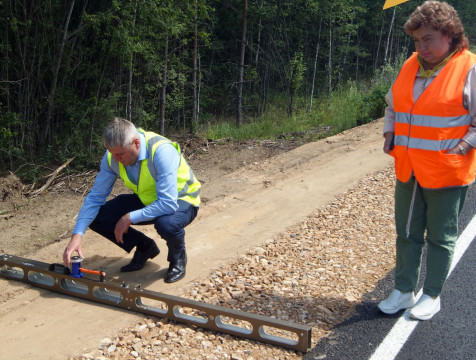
[
  {"x1": 154, "y1": 216, "x2": 185, "y2": 240},
  {"x1": 154, "y1": 203, "x2": 197, "y2": 241}
]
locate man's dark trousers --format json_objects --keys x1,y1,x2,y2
[{"x1": 89, "y1": 194, "x2": 198, "y2": 262}]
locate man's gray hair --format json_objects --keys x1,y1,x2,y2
[{"x1": 103, "y1": 117, "x2": 139, "y2": 148}]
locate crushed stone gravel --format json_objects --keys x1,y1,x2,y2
[{"x1": 76, "y1": 166, "x2": 397, "y2": 360}]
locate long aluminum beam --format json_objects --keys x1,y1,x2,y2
[{"x1": 0, "y1": 254, "x2": 311, "y2": 353}]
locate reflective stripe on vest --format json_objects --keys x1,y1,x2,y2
[
  {"x1": 391, "y1": 50, "x2": 476, "y2": 189},
  {"x1": 107, "y1": 129, "x2": 200, "y2": 206}
]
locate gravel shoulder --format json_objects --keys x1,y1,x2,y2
[{"x1": 0, "y1": 119, "x2": 396, "y2": 359}]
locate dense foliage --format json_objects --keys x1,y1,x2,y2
[{"x1": 0, "y1": 0, "x2": 474, "y2": 175}]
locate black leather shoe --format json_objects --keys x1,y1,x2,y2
[
  {"x1": 165, "y1": 251, "x2": 187, "y2": 283},
  {"x1": 120, "y1": 242, "x2": 160, "y2": 272}
]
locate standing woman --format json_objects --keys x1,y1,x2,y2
[{"x1": 379, "y1": 1, "x2": 476, "y2": 320}]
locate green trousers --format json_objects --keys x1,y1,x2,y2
[{"x1": 394, "y1": 178, "x2": 468, "y2": 297}]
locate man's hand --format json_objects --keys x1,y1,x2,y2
[
  {"x1": 63, "y1": 233, "x2": 84, "y2": 267},
  {"x1": 383, "y1": 132, "x2": 395, "y2": 155},
  {"x1": 115, "y1": 213, "x2": 132, "y2": 244}
]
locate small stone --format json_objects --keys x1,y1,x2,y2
[
  {"x1": 132, "y1": 342, "x2": 143, "y2": 352},
  {"x1": 100, "y1": 338, "x2": 113, "y2": 345},
  {"x1": 201, "y1": 340, "x2": 213, "y2": 347}
]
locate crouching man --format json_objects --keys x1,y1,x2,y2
[{"x1": 63, "y1": 117, "x2": 200, "y2": 283}]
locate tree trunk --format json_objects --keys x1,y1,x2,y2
[
  {"x1": 328, "y1": 11, "x2": 332, "y2": 106},
  {"x1": 339, "y1": 17, "x2": 354, "y2": 85},
  {"x1": 159, "y1": 34, "x2": 169, "y2": 135},
  {"x1": 236, "y1": 0, "x2": 247, "y2": 127},
  {"x1": 127, "y1": 52, "x2": 133, "y2": 121},
  {"x1": 42, "y1": 0, "x2": 75, "y2": 145},
  {"x1": 255, "y1": 15, "x2": 261, "y2": 66},
  {"x1": 384, "y1": 7, "x2": 396, "y2": 65},
  {"x1": 373, "y1": 19, "x2": 384, "y2": 72},
  {"x1": 191, "y1": 2, "x2": 198, "y2": 134},
  {"x1": 309, "y1": 13, "x2": 322, "y2": 114},
  {"x1": 355, "y1": 30, "x2": 361, "y2": 81},
  {"x1": 127, "y1": 0, "x2": 138, "y2": 121},
  {"x1": 197, "y1": 46, "x2": 202, "y2": 129}
]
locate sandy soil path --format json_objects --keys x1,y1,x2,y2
[{"x1": 0, "y1": 120, "x2": 391, "y2": 359}]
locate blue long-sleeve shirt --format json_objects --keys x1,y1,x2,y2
[{"x1": 72, "y1": 132, "x2": 180, "y2": 236}]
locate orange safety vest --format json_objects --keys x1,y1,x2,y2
[{"x1": 392, "y1": 50, "x2": 476, "y2": 189}]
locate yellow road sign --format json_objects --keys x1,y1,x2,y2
[{"x1": 383, "y1": 0, "x2": 411, "y2": 10}]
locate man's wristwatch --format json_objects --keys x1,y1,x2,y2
[{"x1": 458, "y1": 144, "x2": 467, "y2": 155}]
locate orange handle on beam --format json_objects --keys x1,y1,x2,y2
[{"x1": 79, "y1": 268, "x2": 106, "y2": 281}]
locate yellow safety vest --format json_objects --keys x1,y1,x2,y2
[{"x1": 107, "y1": 129, "x2": 200, "y2": 206}]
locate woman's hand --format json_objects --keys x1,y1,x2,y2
[
  {"x1": 447, "y1": 142, "x2": 471, "y2": 155},
  {"x1": 383, "y1": 132, "x2": 395, "y2": 155}
]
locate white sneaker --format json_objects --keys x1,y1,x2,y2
[
  {"x1": 409, "y1": 294, "x2": 440, "y2": 320},
  {"x1": 378, "y1": 289, "x2": 417, "y2": 314}
]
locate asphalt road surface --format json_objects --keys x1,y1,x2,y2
[{"x1": 305, "y1": 184, "x2": 476, "y2": 360}]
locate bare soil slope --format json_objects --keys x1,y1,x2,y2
[{"x1": 0, "y1": 119, "x2": 395, "y2": 359}]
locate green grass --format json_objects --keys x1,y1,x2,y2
[
  {"x1": 200, "y1": 58, "x2": 402, "y2": 142},
  {"x1": 200, "y1": 81, "x2": 388, "y2": 142},
  {"x1": 201, "y1": 106, "x2": 322, "y2": 141}
]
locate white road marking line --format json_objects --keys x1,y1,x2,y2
[{"x1": 369, "y1": 214, "x2": 476, "y2": 360}]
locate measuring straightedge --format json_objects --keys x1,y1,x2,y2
[{"x1": 0, "y1": 254, "x2": 311, "y2": 353}]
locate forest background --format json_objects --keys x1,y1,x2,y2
[{"x1": 0, "y1": 0, "x2": 475, "y2": 180}]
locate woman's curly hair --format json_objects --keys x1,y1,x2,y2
[{"x1": 404, "y1": 1, "x2": 469, "y2": 51}]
